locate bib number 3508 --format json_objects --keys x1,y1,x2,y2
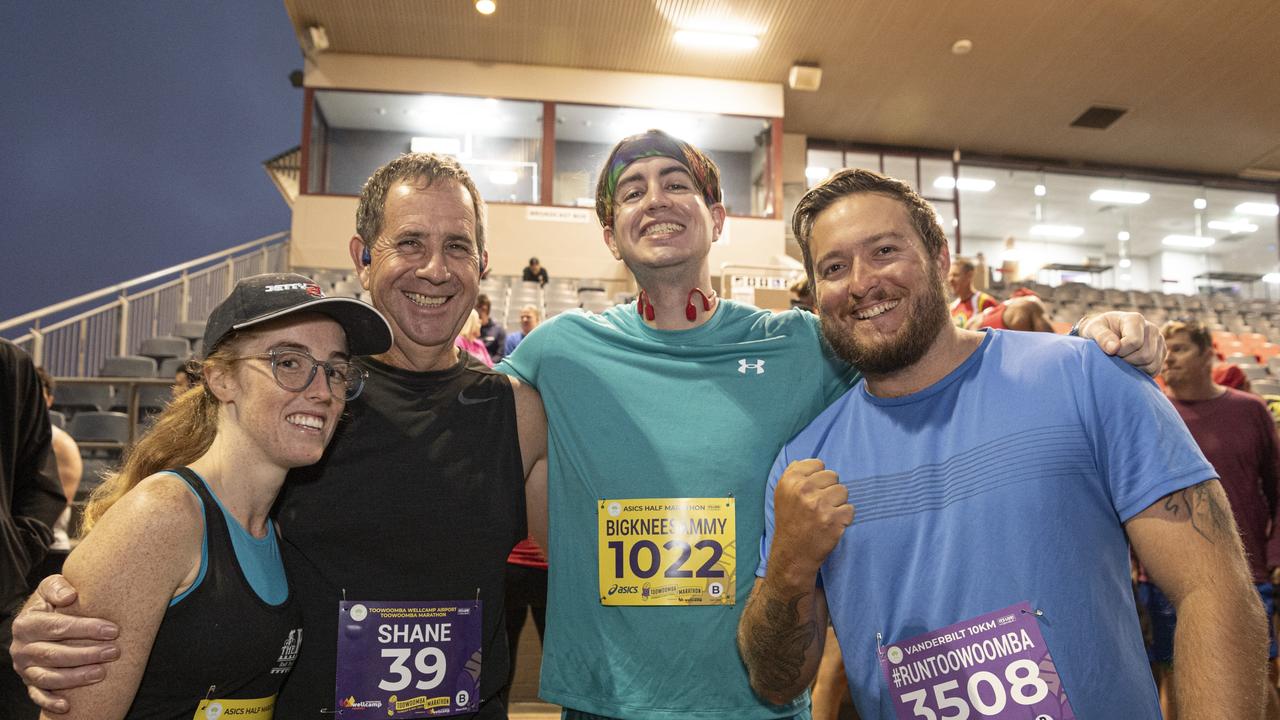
[{"x1": 902, "y1": 659, "x2": 1049, "y2": 719}]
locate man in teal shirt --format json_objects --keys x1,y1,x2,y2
[{"x1": 497, "y1": 130, "x2": 1164, "y2": 720}]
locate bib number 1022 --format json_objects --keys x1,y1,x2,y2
[
  {"x1": 606, "y1": 539, "x2": 724, "y2": 579},
  {"x1": 900, "y1": 659, "x2": 1049, "y2": 719},
  {"x1": 378, "y1": 647, "x2": 446, "y2": 692}
]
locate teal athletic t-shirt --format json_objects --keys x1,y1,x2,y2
[{"x1": 497, "y1": 301, "x2": 857, "y2": 720}]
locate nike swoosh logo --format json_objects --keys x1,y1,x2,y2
[{"x1": 457, "y1": 391, "x2": 496, "y2": 405}]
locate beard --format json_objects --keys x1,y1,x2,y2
[{"x1": 820, "y1": 265, "x2": 952, "y2": 376}]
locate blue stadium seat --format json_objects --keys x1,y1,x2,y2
[
  {"x1": 52, "y1": 384, "x2": 112, "y2": 414},
  {"x1": 67, "y1": 411, "x2": 131, "y2": 444},
  {"x1": 100, "y1": 355, "x2": 157, "y2": 377},
  {"x1": 138, "y1": 336, "x2": 190, "y2": 361}
]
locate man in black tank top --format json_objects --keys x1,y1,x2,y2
[
  {"x1": 10, "y1": 155, "x2": 549, "y2": 719},
  {"x1": 269, "y1": 155, "x2": 549, "y2": 717}
]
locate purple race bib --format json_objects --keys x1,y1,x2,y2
[
  {"x1": 336, "y1": 600, "x2": 482, "y2": 717},
  {"x1": 878, "y1": 601, "x2": 1075, "y2": 719}
]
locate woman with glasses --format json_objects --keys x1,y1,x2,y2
[{"x1": 49, "y1": 273, "x2": 391, "y2": 720}]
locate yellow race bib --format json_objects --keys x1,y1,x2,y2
[
  {"x1": 193, "y1": 695, "x2": 275, "y2": 719},
  {"x1": 597, "y1": 498, "x2": 735, "y2": 606}
]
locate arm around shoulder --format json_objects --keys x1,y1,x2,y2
[
  {"x1": 509, "y1": 378, "x2": 549, "y2": 552},
  {"x1": 49, "y1": 473, "x2": 205, "y2": 720}
]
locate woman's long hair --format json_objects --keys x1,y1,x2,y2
[{"x1": 80, "y1": 336, "x2": 243, "y2": 535}]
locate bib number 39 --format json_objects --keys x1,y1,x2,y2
[
  {"x1": 901, "y1": 659, "x2": 1049, "y2": 719},
  {"x1": 379, "y1": 647, "x2": 447, "y2": 692}
]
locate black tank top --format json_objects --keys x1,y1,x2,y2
[
  {"x1": 275, "y1": 354, "x2": 525, "y2": 718},
  {"x1": 125, "y1": 467, "x2": 303, "y2": 719}
]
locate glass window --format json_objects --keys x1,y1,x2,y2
[
  {"x1": 553, "y1": 104, "x2": 775, "y2": 217},
  {"x1": 843, "y1": 151, "x2": 881, "y2": 174},
  {"x1": 804, "y1": 149, "x2": 842, "y2": 188},
  {"x1": 308, "y1": 91, "x2": 543, "y2": 203}
]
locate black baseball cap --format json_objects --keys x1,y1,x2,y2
[{"x1": 202, "y1": 273, "x2": 393, "y2": 357}]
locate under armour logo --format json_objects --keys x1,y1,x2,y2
[{"x1": 738, "y1": 359, "x2": 765, "y2": 375}]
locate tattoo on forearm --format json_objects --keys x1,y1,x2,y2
[
  {"x1": 1158, "y1": 482, "x2": 1234, "y2": 545},
  {"x1": 742, "y1": 589, "x2": 817, "y2": 696}
]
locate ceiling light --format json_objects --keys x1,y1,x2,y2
[
  {"x1": 1118, "y1": 258, "x2": 1132, "y2": 268},
  {"x1": 1117, "y1": 231, "x2": 1130, "y2": 241},
  {"x1": 805, "y1": 167, "x2": 830, "y2": 183},
  {"x1": 1236, "y1": 202, "x2": 1279, "y2": 216},
  {"x1": 488, "y1": 169, "x2": 519, "y2": 185},
  {"x1": 673, "y1": 29, "x2": 760, "y2": 51},
  {"x1": 1034, "y1": 184, "x2": 1046, "y2": 197},
  {"x1": 788, "y1": 64, "x2": 822, "y2": 92},
  {"x1": 475, "y1": 0, "x2": 496, "y2": 14},
  {"x1": 932, "y1": 176, "x2": 995, "y2": 192},
  {"x1": 1162, "y1": 235, "x2": 1215, "y2": 248},
  {"x1": 1193, "y1": 197, "x2": 1207, "y2": 210},
  {"x1": 1264, "y1": 273, "x2": 1280, "y2": 284},
  {"x1": 1207, "y1": 220, "x2": 1259, "y2": 233},
  {"x1": 1031, "y1": 224, "x2": 1084, "y2": 238},
  {"x1": 951, "y1": 39, "x2": 973, "y2": 55},
  {"x1": 1089, "y1": 189, "x2": 1150, "y2": 204}
]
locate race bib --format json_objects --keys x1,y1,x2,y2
[
  {"x1": 879, "y1": 602, "x2": 1075, "y2": 720},
  {"x1": 336, "y1": 601, "x2": 482, "y2": 717},
  {"x1": 597, "y1": 497, "x2": 735, "y2": 606},
  {"x1": 193, "y1": 696, "x2": 275, "y2": 719}
]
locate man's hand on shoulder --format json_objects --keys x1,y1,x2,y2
[
  {"x1": 10, "y1": 574, "x2": 120, "y2": 713},
  {"x1": 1076, "y1": 311, "x2": 1166, "y2": 376}
]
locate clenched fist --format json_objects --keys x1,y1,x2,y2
[{"x1": 769, "y1": 459, "x2": 855, "y2": 578}]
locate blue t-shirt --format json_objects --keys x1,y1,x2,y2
[
  {"x1": 758, "y1": 330, "x2": 1216, "y2": 719},
  {"x1": 498, "y1": 302, "x2": 855, "y2": 720}
]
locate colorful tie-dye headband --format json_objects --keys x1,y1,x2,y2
[{"x1": 596, "y1": 131, "x2": 722, "y2": 227}]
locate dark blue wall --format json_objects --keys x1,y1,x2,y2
[{"x1": 1, "y1": 3, "x2": 303, "y2": 320}]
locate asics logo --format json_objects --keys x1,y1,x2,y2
[{"x1": 738, "y1": 359, "x2": 765, "y2": 375}]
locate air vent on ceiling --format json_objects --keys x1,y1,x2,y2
[{"x1": 1070, "y1": 106, "x2": 1128, "y2": 129}]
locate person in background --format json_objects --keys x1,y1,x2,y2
[
  {"x1": 476, "y1": 294, "x2": 507, "y2": 362},
  {"x1": 500, "y1": 534, "x2": 547, "y2": 708},
  {"x1": 967, "y1": 288, "x2": 1055, "y2": 333},
  {"x1": 522, "y1": 257, "x2": 549, "y2": 287},
  {"x1": 947, "y1": 257, "x2": 997, "y2": 326},
  {"x1": 171, "y1": 362, "x2": 199, "y2": 400},
  {"x1": 0, "y1": 340, "x2": 63, "y2": 718},
  {"x1": 1213, "y1": 362, "x2": 1253, "y2": 394},
  {"x1": 789, "y1": 276, "x2": 815, "y2": 312},
  {"x1": 456, "y1": 308, "x2": 495, "y2": 367},
  {"x1": 33, "y1": 368, "x2": 81, "y2": 565},
  {"x1": 1157, "y1": 318, "x2": 1280, "y2": 719},
  {"x1": 503, "y1": 305, "x2": 541, "y2": 356}
]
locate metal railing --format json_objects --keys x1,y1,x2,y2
[{"x1": 2, "y1": 232, "x2": 289, "y2": 374}]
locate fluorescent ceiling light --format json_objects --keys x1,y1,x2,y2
[
  {"x1": 1089, "y1": 189, "x2": 1150, "y2": 204},
  {"x1": 1236, "y1": 202, "x2": 1279, "y2": 216},
  {"x1": 673, "y1": 29, "x2": 759, "y2": 50},
  {"x1": 1207, "y1": 220, "x2": 1259, "y2": 233},
  {"x1": 1193, "y1": 197, "x2": 1207, "y2": 210},
  {"x1": 1034, "y1": 184, "x2": 1046, "y2": 197},
  {"x1": 932, "y1": 176, "x2": 995, "y2": 192},
  {"x1": 1162, "y1": 235, "x2": 1215, "y2": 248},
  {"x1": 1117, "y1": 231, "x2": 1130, "y2": 241},
  {"x1": 488, "y1": 170, "x2": 519, "y2": 185},
  {"x1": 805, "y1": 167, "x2": 830, "y2": 182},
  {"x1": 1118, "y1": 258, "x2": 1132, "y2": 268},
  {"x1": 1030, "y1": 224, "x2": 1084, "y2": 238},
  {"x1": 1264, "y1": 273, "x2": 1280, "y2": 284},
  {"x1": 410, "y1": 136, "x2": 462, "y2": 155}
]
